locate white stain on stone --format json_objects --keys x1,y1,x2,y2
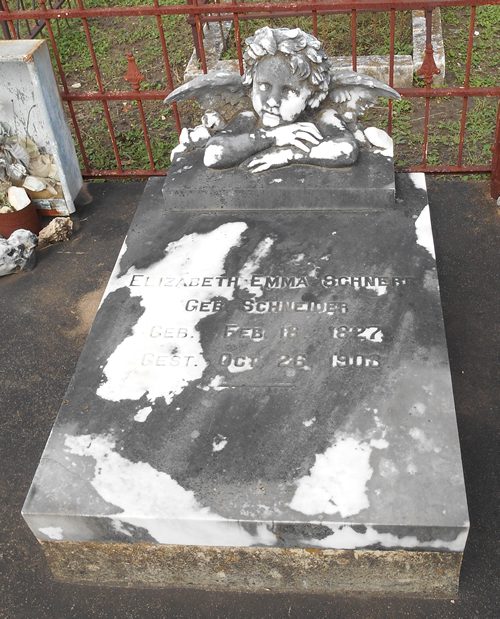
[
  {"x1": 189, "y1": 125, "x2": 210, "y2": 143},
  {"x1": 208, "y1": 375, "x2": 228, "y2": 391},
  {"x1": 239, "y1": 236, "x2": 274, "y2": 297},
  {"x1": 364, "y1": 127, "x2": 393, "y2": 157},
  {"x1": 248, "y1": 147, "x2": 300, "y2": 172},
  {"x1": 111, "y1": 519, "x2": 131, "y2": 537},
  {"x1": 408, "y1": 172, "x2": 427, "y2": 191},
  {"x1": 309, "y1": 140, "x2": 354, "y2": 160},
  {"x1": 203, "y1": 144, "x2": 224, "y2": 167},
  {"x1": 305, "y1": 525, "x2": 468, "y2": 552},
  {"x1": 134, "y1": 406, "x2": 153, "y2": 423},
  {"x1": 369, "y1": 438, "x2": 389, "y2": 449},
  {"x1": 64, "y1": 433, "x2": 276, "y2": 547},
  {"x1": 320, "y1": 109, "x2": 345, "y2": 130},
  {"x1": 415, "y1": 205, "x2": 436, "y2": 259},
  {"x1": 303, "y1": 417, "x2": 316, "y2": 428},
  {"x1": 409, "y1": 427, "x2": 440, "y2": 453},
  {"x1": 354, "y1": 129, "x2": 367, "y2": 144},
  {"x1": 212, "y1": 434, "x2": 228, "y2": 452},
  {"x1": 366, "y1": 282, "x2": 387, "y2": 296},
  {"x1": 290, "y1": 435, "x2": 373, "y2": 517},
  {"x1": 407, "y1": 463, "x2": 418, "y2": 475},
  {"x1": 379, "y1": 457, "x2": 399, "y2": 479},
  {"x1": 97, "y1": 222, "x2": 247, "y2": 405},
  {"x1": 39, "y1": 526, "x2": 63, "y2": 540},
  {"x1": 410, "y1": 402, "x2": 426, "y2": 417},
  {"x1": 269, "y1": 178, "x2": 282, "y2": 184},
  {"x1": 170, "y1": 142, "x2": 187, "y2": 161}
]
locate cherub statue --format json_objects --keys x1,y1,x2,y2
[{"x1": 165, "y1": 27, "x2": 400, "y2": 173}]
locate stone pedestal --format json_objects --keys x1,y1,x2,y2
[
  {"x1": 164, "y1": 148, "x2": 395, "y2": 211},
  {"x1": 23, "y1": 161, "x2": 468, "y2": 596},
  {"x1": 0, "y1": 40, "x2": 82, "y2": 215}
]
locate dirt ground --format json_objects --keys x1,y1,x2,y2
[{"x1": 0, "y1": 178, "x2": 499, "y2": 618}]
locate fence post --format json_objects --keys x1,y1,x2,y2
[{"x1": 491, "y1": 102, "x2": 500, "y2": 199}]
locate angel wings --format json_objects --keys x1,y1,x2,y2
[{"x1": 164, "y1": 26, "x2": 400, "y2": 172}]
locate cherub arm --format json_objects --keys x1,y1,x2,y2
[
  {"x1": 302, "y1": 109, "x2": 359, "y2": 166},
  {"x1": 204, "y1": 114, "x2": 324, "y2": 169},
  {"x1": 247, "y1": 110, "x2": 358, "y2": 173}
]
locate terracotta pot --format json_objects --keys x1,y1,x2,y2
[{"x1": 0, "y1": 202, "x2": 41, "y2": 238}]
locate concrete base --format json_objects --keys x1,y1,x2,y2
[{"x1": 42, "y1": 541, "x2": 462, "y2": 597}]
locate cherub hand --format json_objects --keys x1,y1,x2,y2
[
  {"x1": 247, "y1": 147, "x2": 304, "y2": 173},
  {"x1": 264, "y1": 122, "x2": 323, "y2": 153}
]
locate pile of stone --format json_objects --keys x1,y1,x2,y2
[{"x1": 0, "y1": 121, "x2": 61, "y2": 214}]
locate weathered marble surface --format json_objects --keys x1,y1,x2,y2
[{"x1": 23, "y1": 174, "x2": 468, "y2": 556}]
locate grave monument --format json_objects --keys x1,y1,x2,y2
[{"x1": 23, "y1": 28, "x2": 468, "y2": 596}]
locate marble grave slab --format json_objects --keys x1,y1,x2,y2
[{"x1": 23, "y1": 173, "x2": 469, "y2": 595}]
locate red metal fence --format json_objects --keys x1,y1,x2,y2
[{"x1": 1, "y1": 1, "x2": 499, "y2": 197}]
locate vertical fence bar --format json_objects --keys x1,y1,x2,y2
[
  {"x1": 387, "y1": 8, "x2": 396, "y2": 135},
  {"x1": 186, "y1": 0, "x2": 201, "y2": 62},
  {"x1": 350, "y1": 9, "x2": 357, "y2": 71},
  {"x1": 75, "y1": 0, "x2": 123, "y2": 171},
  {"x1": 1, "y1": 0, "x2": 17, "y2": 38},
  {"x1": 19, "y1": 0, "x2": 31, "y2": 38},
  {"x1": 192, "y1": 0, "x2": 207, "y2": 73},
  {"x1": 47, "y1": 0, "x2": 61, "y2": 36},
  {"x1": 39, "y1": 0, "x2": 91, "y2": 173},
  {"x1": 1, "y1": 15, "x2": 11, "y2": 39},
  {"x1": 417, "y1": 9, "x2": 440, "y2": 166},
  {"x1": 233, "y1": 0, "x2": 244, "y2": 75},
  {"x1": 124, "y1": 53, "x2": 155, "y2": 170},
  {"x1": 312, "y1": 0, "x2": 318, "y2": 37},
  {"x1": 457, "y1": 5, "x2": 476, "y2": 166},
  {"x1": 152, "y1": 0, "x2": 181, "y2": 135}
]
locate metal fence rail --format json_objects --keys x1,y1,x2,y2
[{"x1": 1, "y1": 1, "x2": 499, "y2": 197}]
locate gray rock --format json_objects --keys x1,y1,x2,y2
[
  {"x1": 0, "y1": 228, "x2": 37, "y2": 277},
  {"x1": 38, "y1": 217, "x2": 73, "y2": 249}
]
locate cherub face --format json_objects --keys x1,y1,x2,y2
[{"x1": 251, "y1": 55, "x2": 313, "y2": 127}]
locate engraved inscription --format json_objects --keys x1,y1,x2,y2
[
  {"x1": 331, "y1": 354, "x2": 381, "y2": 368},
  {"x1": 224, "y1": 325, "x2": 265, "y2": 340},
  {"x1": 321, "y1": 275, "x2": 413, "y2": 288},
  {"x1": 330, "y1": 326, "x2": 383, "y2": 342},
  {"x1": 127, "y1": 271, "x2": 413, "y2": 384},
  {"x1": 277, "y1": 354, "x2": 308, "y2": 368}
]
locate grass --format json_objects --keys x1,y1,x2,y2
[
  {"x1": 390, "y1": 4, "x2": 499, "y2": 168},
  {"x1": 3, "y1": 2, "x2": 498, "y2": 174}
]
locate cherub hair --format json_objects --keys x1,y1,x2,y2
[{"x1": 242, "y1": 27, "x2": 331, "y2": 109}]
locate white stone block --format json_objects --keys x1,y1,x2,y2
[{"x1": 0, "y1": 40, "x2": 83, "y2": 214}]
